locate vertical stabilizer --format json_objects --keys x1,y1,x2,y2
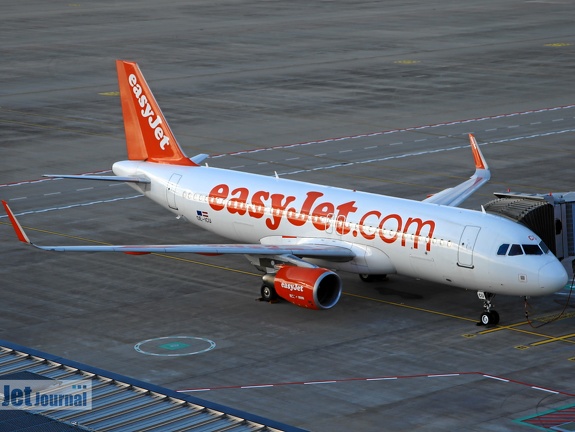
[{"x1": 116, "y1": 60, "x2": 196, "y2": 166}]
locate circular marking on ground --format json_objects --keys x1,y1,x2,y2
[
  {"x1": 394, "y1": 60, "x2": 420, "y2": 65},
  {"x1": 134, "y1": 336, "x2": 216, "y2": 357},
  {"x1": 99, "y1": 91, "x2": 120, "y2": 96}
]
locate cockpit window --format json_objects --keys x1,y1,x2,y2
[
  {"x1": 523, "y1": 244, "x2": 543, "y2": 255},
  {"x1": 497, "y1": 244, "x2": 510, "y2": 255},
  {"x1": 498, "y1": 242, "x2": 549, "y2": 256},
  {"x1": 508, "y1": 244, "x2": 524, "y2": 256}
]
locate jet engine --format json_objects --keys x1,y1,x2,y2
[{"x1": 262, "y1": 266, "x2": 342, "y2": 310}]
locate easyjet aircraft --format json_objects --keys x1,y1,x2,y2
[{"x1": 3, "y1": 60, "x2": 568, "y2": 326}]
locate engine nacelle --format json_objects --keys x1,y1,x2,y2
[{"x1": 262, "y1": 266, "x2": 342, "y2": 310}]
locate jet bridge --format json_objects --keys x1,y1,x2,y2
[{"x1": 484, "y1": 191, "x2": 575, "y2": 278}]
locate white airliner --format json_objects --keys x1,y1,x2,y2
[{"x1": 2, "y1": 60, "x2": 568, "y2": 326}]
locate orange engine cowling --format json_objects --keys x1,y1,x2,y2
[{"x1": 263, "y1": 266, "x2": 342, "y2": 310}]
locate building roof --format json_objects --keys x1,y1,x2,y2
[{"x1": 0, "y1": 340, "x2": 307, "y2": 432}]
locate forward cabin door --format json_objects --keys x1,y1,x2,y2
[{"x1": 458, "y1": 225, "x2": 481, "y2": 268}]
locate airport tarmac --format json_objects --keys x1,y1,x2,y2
[{"x1": 1, "y1": 1, "x2": 574, "y2": 430}]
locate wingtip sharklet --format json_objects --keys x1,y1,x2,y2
[
  {"x1": 469, "y1": 133, "x2": 489, "y2": 171},
  {"x1": 2, "y1": 200, "x2": 31, "y2": 245},
  {"x1": 422, "y1": 134, "x2": 491, "y2": 207}
]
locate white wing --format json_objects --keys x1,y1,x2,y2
[
  {"x1": 2, "y1": 201, "x2": 354, "y2": 260},
  {"x1": 423, "y1": 134, "x2": 490, "y2": 207}
]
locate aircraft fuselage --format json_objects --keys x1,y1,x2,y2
[{"x1": 114, "y1": 160, "x2": 567, "y2": 297}]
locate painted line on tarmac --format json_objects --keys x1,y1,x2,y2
[
  {"x1": 343, "y1": 292, "x2": 477, "y2": 323},
  {"x1": 280, "y1": 128, "x2": 575, "y2": 176},
  {"x1": 2, "y1": 104, "x2": 573, "y2": 189},
  {"x1": 210, "y1": 104, "x2": 575, "y2": 159},
  {"x1": 177, "y1": 371, "x2": 575, "y2": 397}
]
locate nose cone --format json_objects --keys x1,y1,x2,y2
[{"x1": 539, "y1": 260, "x2": 568, "y2": 295}]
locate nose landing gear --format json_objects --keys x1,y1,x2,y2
[{"x1": 477, "y1": 291, "x2": 500, "y2": 326}]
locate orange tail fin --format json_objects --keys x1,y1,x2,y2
[{"x1": 116, "y1": 60, "x2": 196, "y2": 166}]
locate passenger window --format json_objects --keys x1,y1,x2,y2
[
  {"x1": 497, "y1": 244, "x2": 510, "y2": 255},
  {"x1": 508, "y1": 244, "x2": 523, "y2": 256},
  {"x1": 523, "y1": 244, "x2": 543, "y2": 255}
]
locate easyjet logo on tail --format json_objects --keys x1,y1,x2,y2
[{"x1": 128, "y1": 74, "x2": 170, "y2": 151}]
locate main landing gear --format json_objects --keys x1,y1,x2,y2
[
  {"x1": 260, "y1": 283, "x2": 279, "y2": 303},
  {"x1": 477, "y1": 291, "x2": 499, "y2": 326}
]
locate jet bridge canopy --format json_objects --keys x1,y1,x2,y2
[{"x1": 484, "y1": 191, "x2": 575, "y2": 266}]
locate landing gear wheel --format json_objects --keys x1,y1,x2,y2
[
  {"x1": 260, "y1": 284, "x2": 278, "y2": 302},
  {"x1": 479, "y1": 310, "x2": 500, "y2": 326},
  {"x1": 477, "y1": 291, "x2": 499, "y2": 326}
]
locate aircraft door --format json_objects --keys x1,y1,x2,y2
[
  {"x1": 166, "y1": 173, "x2": 182, "y2": 210},
  {"x1": 458, "y1": 225, "x2": 481, "y2": 268}
]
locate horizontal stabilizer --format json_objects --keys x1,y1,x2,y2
[
  {"x1": 190, "y1": 154, "x2": 209, "y2": 165},
  {"x1": 43, "y1": 174, "x2": 150, "y2": 184}
]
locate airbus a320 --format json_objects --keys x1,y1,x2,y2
[{"x1": 3, "y1": 60, "x2": 568, "y2": 326}]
